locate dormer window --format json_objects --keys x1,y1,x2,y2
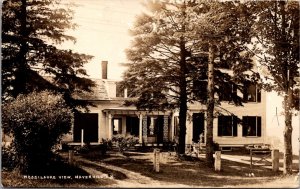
[{"x1": 116, "y1": 82, "x2": 124, "y2": 97}]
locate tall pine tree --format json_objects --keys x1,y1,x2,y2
[
  {"x1": 123, "y1": 1, "x2": 254, "y2": 159},
  {"x1": 189, "y1": 1, "x2": 256, "y2": 167},
  {"x1": 2, "y1": 0, "x2": 95, "y2": 110},
  {"x1": 123, "y1": 1, "x2": 197, "y2": 155}
]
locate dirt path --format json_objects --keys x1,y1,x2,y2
[{"x1": 75, "y1": 156, "x2": 191, "y2": 188}]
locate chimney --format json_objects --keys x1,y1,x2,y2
[{"x1": 101, "y1": 61, "x2": 108, "y2": 79}]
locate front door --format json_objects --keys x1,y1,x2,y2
[{"x1": 74, "y1": 113, "x2": 98, "y2": 143}]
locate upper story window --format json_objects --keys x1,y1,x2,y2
[
  {"x1": 219, "y1": 83, "x2": 237, "y2": 101},
  {"x1": 243, "y1": 84, "x2": 261, "y2": 102},
  {"x1": 242, "y1": 116, "x2": 261, "y2": 137},
  {"x1": 217, "y1": 115, "x2": 238, "y2": 137}
]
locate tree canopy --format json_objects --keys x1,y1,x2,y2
[
  {"x1": 2, "y1": 0, "x2": 95, "y2": 110},
  {"x1": 246, "y1": 1, "x2": 299, "y2": 174},
  {"x1": 122, "y1": 1, "x2": 255, "y2": 157}
]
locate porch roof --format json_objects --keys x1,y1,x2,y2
[{"x1": 103, "y1": 106, "x2": 172, "y2": 115}]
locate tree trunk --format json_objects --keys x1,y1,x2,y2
[
  {"x1": 283, "y1": 79, "x2": 294, "y2": 174},
  {"x1": 177, "y1": 37, "x2": 188, "y2": 155},
  {"x1": 178, "y1": 90, "x2": 187, "y2": 155},
  {"x1": 206, "y1": 44, "x2": 216, "y2": 167},
  {"x1": 280, "y1": 1, "x2": 293, "y2": 175},
  {"x1": 13, "y1": 0, "x2": 28, "y2": 97}
]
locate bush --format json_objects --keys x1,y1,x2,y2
[
  {"x1": 2, "y1": 91, "x2": 73, "y2": 173},
  {"x1": 101, "y1": 138, "x2": 112, "y2": 153},
  {"x1": 2, "y1": 144, "x2": 17, "y2": 171},
  {"x1": 112, "y1": 135, "x2": 139, "y2": 154},
  {"x1": 74, "y1": 143, "x2": 90, "y2": 154}
]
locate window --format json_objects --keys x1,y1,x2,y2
[
  {"x1": 113, "y1": 118, "x2": 122, "y2": 135},
  {"x1": 219, "y1": 83, "x2": 237, "y2": 101},
  {"x1": 218, "y1": 115, "x2": 237, "y2": 137},
  {"x1": 116, "y1": 82, "x2": 124, "y2": 97},
  {"x1": 243, "y1": 84, "x2": 261, "y2": 102},
  {"x1": 242, "y1": 116, "x2": 261, "y2": 137}
]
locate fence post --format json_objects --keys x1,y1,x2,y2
[
  {"x1": 250, "y1": 149, "x2": 253, "y2": 169},
  {"x1": 272, "y1": 149, "x2": 279, "y2": 172},
  {"x1": 81, "y1": 129, "x2": 84, "y2": 147},
  {"x1": 214, "y1": 151, "x2": 221, "y2": 171},
  {"x1": 153, "y1": 149, "x2": 160, "y2": 172},
  {"x1": 68, "y1": 149, "x2": 74, "y2": 165}
]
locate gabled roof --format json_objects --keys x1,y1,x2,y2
[{"x1": 73, "y1": 79, "x2": 109, "y2": 100}]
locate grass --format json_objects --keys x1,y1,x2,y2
[
  {"x1": 1, "y1": 153, "x2": 115, "y2": 188},
  {"x1": 2, "y1": 148, "x2": 299, "y2": 188},
  {"x1": 97, "y1": 151, "x2": 281, "y2": 187},
  {"x1": 74, "y1": 148, "x2": 298, "y2": 187}
]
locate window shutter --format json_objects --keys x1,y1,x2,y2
[
  {"x1": 257, "y1": 117, "x2": 261, "y2": 137},
  {"x1": 257, "y1": 88, "x2": 261, "y2": 102},
  {"x1": 242, "y1": 116, "x2": 248, "y2": 136},
  {"x1": 233, "y1": 116, "x2": 238, "y2": 137},
  {"x1": 218, "y1": 116, "x2": 223, "y2": 136}
]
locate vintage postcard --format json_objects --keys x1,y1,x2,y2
[{"x1": 1, "y1": 0, "x2": 299, "y2": 188}]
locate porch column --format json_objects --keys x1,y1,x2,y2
[
  {"x1": 139, "y1": 114, "x2": 143, "y2": 143},
  {"x1": 142, "y1": 116, "x2": 147, "y2": 143},
  {"x1": 170, "y1": 113, "x2": 175, "y2": 141},
  {"x1": 163, "y1": 115, "x2": 169, "y2": 142},
  {"x1": 108, "y1": 113, "x2": 113, "y2": 139}
]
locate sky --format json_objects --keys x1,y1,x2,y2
[
  {"x1": 62, "y1": 0, "x2": 145, "y2": 80},
  {"x1": 62, "y1": 0, "x2": 299, "y2": 154}
]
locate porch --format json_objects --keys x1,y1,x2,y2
[{"x1": 103, "y1": 107, "x2": 175, "y2": 145}]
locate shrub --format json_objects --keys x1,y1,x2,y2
[
  {"x1": 112, "y1": 135, "x2": 139, "y2": 154},
  {"x1": 2, "y1": 91, "x2": 73, "y2": 173},
  {"x1": 1, "y1": 144, "x2": 17, "y2": 170},
  {"x1": 101, "y1": 138, "x2": 112, "y2": 153},
  {"x1": 74, "y1": 143, "x2": 90, "y2": 154}
]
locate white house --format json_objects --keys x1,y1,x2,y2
[{"x1": 63, "y1": 61, "x2": 268, "y2": 151}]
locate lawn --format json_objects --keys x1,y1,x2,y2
[
  {"x1": 2, "y1": 148, "x2": 299, "y2": 188},
  {"x1": 82, "y1": 151, "x2": 281, "y2": 187},
  {"x1": 1, "y1": 153, "x2": 116, "y2": 188}
]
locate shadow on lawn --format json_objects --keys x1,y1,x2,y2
[
  {"x1": 101, "y1": 151, "x2": 280, "y2": 187},
  {"x1": 224, "y1": 151, "x2": 299, "y2": 172},
  {"x1": 2, "y1": 154, "x2": 113, "y2": 188}
]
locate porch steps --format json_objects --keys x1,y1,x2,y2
[{"x1": 185, "y1": 143, "x2": 206, "y2": 155}]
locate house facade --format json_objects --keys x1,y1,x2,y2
[{"x1": 63, "y1": 61, "x2": 267, "y2": 150}]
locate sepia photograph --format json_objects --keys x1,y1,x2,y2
[{"x1": 1, "y1": 0, "x2": 299, "y2": 188}]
